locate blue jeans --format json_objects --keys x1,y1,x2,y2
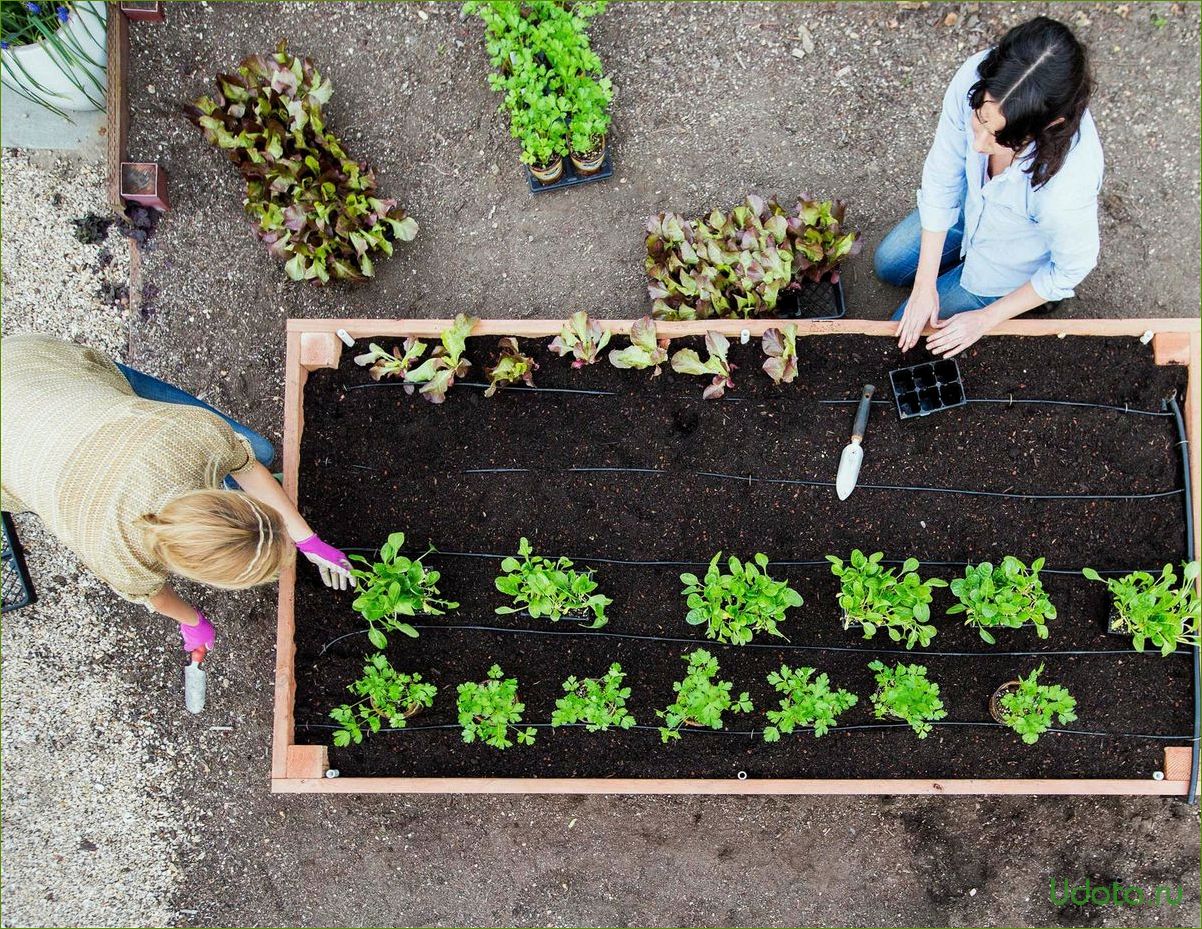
[
  {"x1": 116, "y1": 364, "x2": 275, "y2": 485},
  {"x1": 873, "y1": 208, "x2": 992, "y2": 321}
]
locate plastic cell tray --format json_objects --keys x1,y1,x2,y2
[
  {"x1": 889, "y1": 358, "x2": 967, "y2": 419},
  {"x1": 774, "y1": 276, "x2": 847, "y2": 320},
  {"x1": 2, "y1": 513, "x2": 35, "y2": 613},
  {"x1": 526, "y1": 150, "x2": 614, "y2": 194}
]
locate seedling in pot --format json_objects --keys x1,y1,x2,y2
[
  {"x1": 1082, "y1": 561, "x2": 1200, "y2": 656},
  {"x1": 762, "y1": 665, "x2": 858, "y2": 741},
  {"x1": 456, "y1": 664, "x2": 536, "y2": 749},
  {"x1": 671, "y1": 331, "x2": 735, "y2": 399},
  {"x1": 827, "y1": 550, "x2": 946, "y2": 648},
  {"x1": 868, "y1": 660, "x2": 946, "y2": 738},
  {"x1": 680, "y1": 552, "x2": 803, "y2": 645},
  {"x1": 990, "y1": 664, "x2": 1076, "y2": 744},
  {"x1": 353, "y1": 337, "x2": 427, "y2": 382},
  {"x1": 608, "y1": 316, "x2": 670, "y2": 375},
  {"x1": 350, "y1": 532, "x2": 458, "y2": 647},
  {"x1": 484, "y1": 337, "x2": 538, "y2": 396},
  {"x1": 657, "y1": 649, "x2": 752, "y2": 742},
  {"x1": 549, "y1": 311, "x2": 611, "y2": 367},
  {"x1": 948, "y1": 556, "x2": 1057, "y2": 644},
  {"x1": 495, "y1": 537, "x2": 612, "y2": 628},
  {"x1": 329, "y1": 654, "x2": 437, "y2": 746},
  {"x1": 761, "y1": 324, "x2": 798, "y2": 385},
  {"x1": 552, "y1": 663, "x2": 636, "y2": 732},
  {"x1": 403, "y1": 313, "x2": 479, "y2": 403}
]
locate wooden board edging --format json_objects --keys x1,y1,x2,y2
[{"x1": 105, "y1": 1, "x2": 130, "y2": 213}]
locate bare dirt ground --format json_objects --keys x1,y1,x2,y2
[{"x1": 3, "y1": 2, "x2": 1200, "y2": 927}]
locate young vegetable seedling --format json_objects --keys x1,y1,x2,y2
[
  {"x1": 551, "y1": 663, "x2": 636, "y2": 732},
  {"x1": 827, "y1": 550, "x2": 946, "y2": 649},
  {"x1": 657, "y1": 649, "x2": 752, "y2": 742},
  {"x1": 868, "y1": 659, "x2": 946, "y2": 739},
  {"x1": 329, "y1": 653, "x2": 437, "y2": 746},
  {"x1": 762, "y1": 665, "x2": 858, "y2": 741},
  {"x1": 495, "y1": 536, "x2": 612, "y2": 628},
  {"x1": 671, "y1": 330, "x2": 736, "y2": 399},
  {"x1": 402, "y1": 312, "x2": 479, "y2": 403},
  {"x1": 680, "y1": 552, "x2": 803, "y2": 645},
  {"x1": 549, "y1": 311, "x2": 611, "y2": 367},
  {"x1": 608, "y1": 315, "x2": 670, "y2": 375},
  {"x1": 949, "y1": 556, "x2": 1057, "y2": 644},
  {"x1": 456, "y1": 664, "x2": 536, "y2": 749},
  {"x1": 353, "y1": 337, "x2": 427, "y2": 382},
  {"x1": 1083, "y1": 561, "x2": 1200, "y2": 655},
  {"x1": 350, "y1": 531, "x2": 458, "y2": 647},
  {"x1": 484, "y1": 336, "x2": 538, "y2": 396},
  {"x1": 761, "y1": 324, "x2": 798, "y2": 385},
  {"x1": 993, "y1": 664, "x2": 1077, "y2": 744}
]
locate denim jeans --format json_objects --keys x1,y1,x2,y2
[{"x1": 873, "y1": 208, "x2": 993, "y2": 321}]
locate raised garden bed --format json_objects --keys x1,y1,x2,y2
[{"x1": 273, "y1": 318, "x2": 1200, "y2": 794}]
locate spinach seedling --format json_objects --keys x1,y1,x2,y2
[
  {"x1": 456, "y1": 664, "x2": 536, "y2": 749},
  {"x1": 403, "y1": 312, "x2": 478, "y2": 403},
  {"x1": 350, "y1": 531, "x2": 458, "y2": 647},
  {"x1": 353, "y1": 337, "x2": 427, "y2": 382},
  {"x1": 329, "y1": 653, "x2": 437, "y2": 747},
  {"x1": 495, "y1": 536, "x2": 612, "y2": 628},
  {"x1": 1083, "y1": 561, "x2": 1200, "y2": 655},
  {"x1": 761, "y1": 324, "x2": 798, "y2": 385},
  {"x1": 549, "y1": 311, "x2": 611, "y2": 367},
  {"x1": 827, "y1": 550, "x2": 946, "y2": 649},
  {"x1": 680, "y1": 552, "x2": 803, "y2": 645},
  {"x1": 608, "y1": 315, "x2": 670, "y2": 375},
  {"x1": 551, "y1": 663, "x2": 636, "y2": 732},
  {"x1": 657, "y1": 649, "x2": 752, "y2": 742},
  {"x1": 670, "y1": 330, "x2": 736, "y2": 399},
  {"x1": 484, "y1": 336, "x2": 538, "y2": 396},
  {"x1": 948, "y1": 556, "x2": 1057, "y2": 644},
  {"x1": 762, "y1": 665, "x2": 858, "y2": 741},
  {"x1": 868, "y1": 660, "x2": 946, "y2": 739},
  {"x1": 995, "y1": 664, "x2": 1077, "y2": 745}
]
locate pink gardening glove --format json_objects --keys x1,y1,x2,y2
[
  {"x1": 295, "y1": 534, "x2": 354, "y2": 591},
  {"x1": 179, "y1": 609, "x2": 215, "y2": 652}
]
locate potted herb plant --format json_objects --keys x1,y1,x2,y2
[
  {"x1": 494, "y1": 536, "x2": 612, "y2": 628},
  {"x1": 827, "y1": 550, "x2": 947, "y2": 649},
  {"x1": 680, "y1": 552, "x2": 803, "y2": 645},
  {"x1": 567, "y1": 74, "x2": 611, "y2": 174},
  {"x1": 329, "y1": 654, "x2": 437, "y2": 746},
  {"x1": 551, "y1": 663, "x2": 635, "y2": 732},
  {"x1": 868, "y1": 660, "x2": 946, "y2": 739},
  {"x1": 657, "y1": 649, "x2": 752, "y2": 742},
  {"x1": 1, "y1": 1, "x2": 106, "y2": 119},
  {"x1": 762, "y1": 665, "x2": 858, "y2": 741},
  {"x1": 1083, "y1": 561, "x2": 1200, "y2": 655},
  {"x1": 349, "y1": 531, "x2": 458, "y2": 646},
  {"x1": 456, "y1": 664, "x2": 536, "y2": 749},
  {"x1": 990, "y1": 664, "x2": 1076, "y2": 744},
  {"x1": 948, "y1": 556, "x2": 1057, "y2": 644}
]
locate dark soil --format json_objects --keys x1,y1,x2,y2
[{"x1": 294, "y1": 334, "x2": 1191, "y2": 780}]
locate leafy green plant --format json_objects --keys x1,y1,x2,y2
[
  {"x1": 185, "y1": 42, "x2": 418, "y2": 284},
  {"x1": 402, "y1": 313, "x2": 478, "y2": 403},
  {"x1": 608, "y1": 315, "x2": 670, "y2": 375},
  {"x1": 456, "y1": 664, "x2": 536, "y2": 749},
  {"x1": 948, "y1": 556, "x2": 1056, "y2": 644},
  {"x1": 495, "y1": 536, "x2": 611, "y2": 627},
  {"x1": 761, "y1": 324, "x2": 798, "y2": 385},
  {"x1": 567, "y1": 72, "x2": 612, "y2": 155},
  {"x1": 350, "y1": 531, "x2": 458, "y2": 647},
  {"x1": 329, "y1": 653, "x2": 437, "y2": 746},
  {"x1": 549, "y1": 311, "x2": 610, "y2": 367},
  {"x1": 484, "y1": 336, "x2": 538, "y2": 396},
  {"x1": 762, "y1": 665, "x2": 858, "y2": 741},
  {"x1": 353, "y1": 337, "x2": 427, "y2": 382},
  {"x1": 827, "y1": 550, "x2": 946, "y2": 649},
  {"x1": 657, "y1": 649, "x2": 752, "y2": 742},
  {"x1": 868, "y1": 660, "x2": 946, "y2": 738},
  {"x1": 1083, "y1": 561, "x2": 1200, "y2": 655},
  {"x1": 994, "y1": 664, "x2": 1077, "y2": 744},
  {"x1": 680, "y1": 552, "x2": 803, "y2": 645},
  {"x1": 671, "y1": 330, "x2": 735, "y2": 399},
  {"x1": 551, "y1": 663, "x2": 635, "y2": 731}
]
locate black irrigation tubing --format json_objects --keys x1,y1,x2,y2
[
  {"x1": 819, "y1": 397, "x2": 1173, "y2": 417},
  {"x1": 1167, "y1": 394, "x2": 1199, "y2": 804}
]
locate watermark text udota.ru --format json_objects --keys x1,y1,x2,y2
[{"x1": 1050, "y1": 877, "x2": 1185, "y2": 907}]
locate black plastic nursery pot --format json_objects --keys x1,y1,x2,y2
[
  {"x1": 527, "y1": 148, "x2": 614, "y2": 194},
  {"x1": 889, "y1": 358, "x2": 967, "y2": 419},
  {"x1": 775, "y1": 276, "x2": 847, "y2": 321}
]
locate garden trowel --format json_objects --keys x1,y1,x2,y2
[
  {"x1": 836, "y1": 384, "x2": 875, "y2": 500},
  {"x1": 183, "y1": 646, "x2": 207, "y2": 714}
]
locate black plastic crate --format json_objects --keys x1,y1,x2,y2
[
  {"x1": 527, "y1": 150, "x2": 614, "y2": 194},
  {"x1": 774, "y1": 276, "x2": 846, "y2": 320},
  {"x1": 889, "y1": 358, "x2": 967, "y2": 419},
  {"x1": 2, "y1": 513, "x2": 36, "y2": 613}
]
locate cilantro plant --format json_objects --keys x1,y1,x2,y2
[
  {"x1": 671, "y1": 330, "x2": 736, "y2": 399},
  {"x1": 608, "y1": 315, "x2": 670, "y2": 375},
  {"x1": 484, "y1": 337, "x2": 538, "y2": 396},
  {"x1": 762, "y1": 665, "x2": 858, "y2": 741},
  {"x1": 549, "y1": 311, "x2": 611, "y2": 367},
  {"x1": 551, "y1": 663, "x2": 635, "y2": 732},
  {"x1": 827, "y1": 550, "x2": 946, "y2": 649},
  {"x1": 657, "y1": 649, "x2": 752, "y2": 742},
  {"x1": 1083, "y1": 561, "x2": 1200, "y2": 655},
  {"x1": 329, "y1": 654, "x2": 437, "y2": 747},
  {"x1": 868, "y1": 660, "x2": 946, "y2": 739},
  {"x1": 495, "y1": 537, "x2": 612, "y2": 628},
  {"x1": 353, "y1": 337, "x2": 427, "y2": 382},
  {"x1": 948, "y1": 556, "x2": 1057, "y2": 644},
  {"x1": 995, "y1": 664, "x2": 1077, "y2": 745},
  {"x1": 456, "y1": 664, "x2": 536, "y2": 749},
  {"x1": 403, "y1": 313, "x2": 479, "y2": 403},
  {"x1": 761, "y1": 324, "x2": 798, "y2": 385},
  {"x1": 350, "y1": 531, "x2": 458, "y2": 647},
  {"x1": 680, "y1": 552, "x2": 803, "y2": 645}
]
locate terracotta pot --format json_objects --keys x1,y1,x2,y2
[
  {"x1": 528, "y1": 155, "x2": 564, "y2": 185},
  {"x1": 989, "y1": 680, "x2": 1020, "y2": 725},
  {"x1": 570, "y1": 136, "x2": 606, "y2": 175}
]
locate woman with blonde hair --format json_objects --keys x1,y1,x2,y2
[{"x1": 0, "y1": 333, "x2": 351, "y2": 660}]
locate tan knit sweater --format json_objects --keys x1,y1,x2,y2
[{"x1": 1, "y1": 334, "x2": 256, "y2": 603}]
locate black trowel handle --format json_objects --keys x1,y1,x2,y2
[{"x1": 852, "y1": 384, "x2": 875, "y2": 441}]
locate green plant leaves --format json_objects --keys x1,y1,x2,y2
[
  {"x1": 680, "y1": 552, "x2": 802, "y2": 645},
  {"x1": 830, "y1": 550, "x2": 942, "y2": 649},
  {"x1": 1082, "y1": 560, "x2": 1201, "y2": 655},
  {"x1": 761, "y1": 325, "x2": 798, "y2": 385},
  {"x1": 456, "y1": 663, "x2": 534, "y2": 749},
  {"x1": 484, "y1": 337, "x2": 538, "y2": 397},
  {"x1": 763, "y1": 665, "x2": 858, "y2": 739},
  {"x1": 349, "y1": 531, "x2": 458, "y2": 646},
  {"x1": 494, "y1": 537, "x2": 611, "y2": 627},
  {"x1": 329, "y1": 654, "x2": 437, "y2": 746},
  {"x1": 657, "y1": 649, "x2": 751, "y2": 742},
  {"x1": 996, "y1": 664, "x2": 1077, "y2": 744},
  {"x1": 549, "y1": 311, "x2": 611, "y2": 367},
  {"x1": 670, "y1": 330, "x2": 735, "y2": 399},
  {"x1": 950, "y1": 557, "x2": 1057, "y2": 642},
  {"x1": 868, "y1": 660, "x2": 945, "y2": 738},
  {"x1": 551, "y1": 663, "x2": 635, "y2": 731}
]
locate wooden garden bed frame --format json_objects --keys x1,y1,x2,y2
[{"x1": 273, "y1": 317, "x2": 1201, "y2": 795}]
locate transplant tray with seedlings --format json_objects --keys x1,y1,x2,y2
[{"x1": 273, "y1": 317, "x2": 1200, "y2": 794}]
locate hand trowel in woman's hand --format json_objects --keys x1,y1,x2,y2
[
  {"x1": 184, "y1": 646, "x2": 207, "y2": 714},
  {"x1": 836, "y1": 384, "x2": 875, "y2": 501}
]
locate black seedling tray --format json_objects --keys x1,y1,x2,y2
[
  {"x1": 527, "y1": 150, "x2": 614, "y2": 194},
  {"x1": 2, "y1": 513, "x2": 36, "y2": 613},
  {"x1": 889, "y1": 358, "x2": 967, "y2": 420},
  {"x1": 775, "y1": 276, "x2": 846, "y2": 320}
]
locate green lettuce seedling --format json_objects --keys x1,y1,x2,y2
[
  {"x1": 549, "y1": 311, "x2": 611, "y2": 367},
  {"x1": 868, "y1": 660, "x2": 946, "y2": 739},
  {"x1": 1083, "y1": 561, "x2": 1200, "y2": 655},
  {"x1": 330, "y1": 654, "x2": 437, "y2": 746},
  {"x1": 354, "y1": 337, "x2": 427, "y2": 382},
  {"x1": 657, "y1": 649, "x2": 752, "y2": 742},
  {"x1": 680, "y1": 552, "x2": 803, "y2": 645},
  {"x1": 671, "y1": 330, "x2": 735, "y2": 399},
  {"x1": 551, "y1": 663, "x2": 635, "y2": 732},
  {"x1": 495, "y1": 537, "x2": 612, "y2": 628},
  {"x1": 608, "y1": 316, "x2": 670, "y2": 375},
  {"x1": 484, "y1": 336, "x2": 538, "y2": 396},
  {"x1": 403, "y1": 313, "x2": 479, "y2": 403},
  {"x1": 456, "y1": 664, "x2": 536, "y2": 749},
  {"x1": 996, "y1": 664, "x2": 1077, "y2": 744},
  {"x1": 827, "y1": 550, "x2": 946, "y2": 649},
  {"x1": 949, "y1": 556, "x2": 1057, "y2": 644},
  {"x1": 762, "y1": 665, "x2": 858, "y2": 741},
  {"x1": 761, "y1": 325, "x2": 798, "y2": 385},
  {"x1": 350, "y1": 531, "x2": 458, "y2": 647}
]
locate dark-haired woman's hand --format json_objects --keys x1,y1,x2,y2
[{"x1": 896, "y1": 281, "x2": 942, "y2": 353}]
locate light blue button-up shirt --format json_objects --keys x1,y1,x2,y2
[{"x1": 917, "y1": 49, "x2": 1104, "y2": 302}]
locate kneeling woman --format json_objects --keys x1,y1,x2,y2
[
  {"x1": 875, "y1": 16, "x2": 1102, "y2": 357},
  {"x1": 0, "y1": 334, "x2": 351, "y2": 657}
]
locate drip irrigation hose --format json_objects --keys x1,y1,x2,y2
[
  {"x1": 820, "y1": 397, "x2": 1173, "y2": 417},
  {"x1": 1167, "y1": 394, "x2": 1199, "y2": 804}
]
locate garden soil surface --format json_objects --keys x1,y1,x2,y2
[{"x1": 294, "y1": 334, "x2": 1192, "y2": 780}]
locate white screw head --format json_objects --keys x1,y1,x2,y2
[
  {"x1": 324, "y1": 768, "x2": 341, "y2": 779},
  {"x1": 740, "y1": 329, "x2": 751, "y2": 344}
]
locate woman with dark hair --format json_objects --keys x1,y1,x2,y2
[{"x1": 874, "y1": 16, "x2": 1102, "y2": 357}]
